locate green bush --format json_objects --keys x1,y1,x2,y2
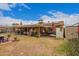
[{"x1": 58, "y1": 38, "x2": 79, "y2": 56}]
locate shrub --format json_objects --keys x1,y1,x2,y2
[{"x1": 58, "y1": 38, "x2": 79, "y2": 56}]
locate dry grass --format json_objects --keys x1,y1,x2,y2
[{"x1": 0, "y1": 33, "x2": 64, "y2": 56}]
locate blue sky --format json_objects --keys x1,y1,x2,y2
[
  {"x1": 0, "y1": 3, "x2": 79, "y2": 26},
  {"x1": 2, "y1": 3, "x2": 79, "y2": 20}
]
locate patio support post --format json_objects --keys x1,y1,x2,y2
[{"x1": 37, "y1": 27, "x2": 41, "y2": 37}]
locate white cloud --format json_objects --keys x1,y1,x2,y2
[
  {"x1": 0, "y1": 16, "x2": 26, "y2": 26},
  {"x1": 21, "y1": 3, "x2": 31, "y2": 10},
  {"x1": 9, "y1": 3, "x2": 31, "y2": 10},
  {"x1": 1, "y1": 10, "x2": 79, "y2": 26},
  {"x1": 9, "y1": 3, "x2": 17, "y2": 8},
  {"x1": 0, "y1": 11, "x2": 28, "y2": 26},
  {"x1": 41, "y1": 11, "x2": 79, "y2": 26},
  {"x1": 40, "y1": 12, "x2": 66, "y2": 23},
  {"x1": 66, "y1": 14, "x2": 79, "y2": 26},
  {"x1": 40, "y1": 15, "x2": 55, "y2": 22},
  {"x1": 0, "y1": 3, "x2": 31, "y2": 11},
  {"x1": 0, "y1": 3, "x2": 11, "y2": 11},
  {"x1": 0, "y1": 15, "x2": 37, "y2": 26},
  {"x1": 0, "y1": 3, "x2": 32, "y2": 26}
]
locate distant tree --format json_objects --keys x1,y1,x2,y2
[
  {"x1": 20, "y1": 22, "x2": 23, "y2": 25},
  {"x1": 12, "y1": 23, "x2": 19, "y2": 26},
  {"x1": 38, "y1": 19, "x2": 43, "y2": 24}
]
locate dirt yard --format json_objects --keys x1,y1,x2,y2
[{"x1": 0, "y1": 33, "x2": 65, "y2": 56}]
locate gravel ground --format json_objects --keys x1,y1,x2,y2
[{"x1": 0, "y1": 33, "x2": 64, "y2": 56}]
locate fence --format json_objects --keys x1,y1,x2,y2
[{"x1": 65, "y1": 26, "x2": 78, "y2": 39}]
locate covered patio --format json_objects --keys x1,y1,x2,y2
[{"x1": 10, "y1": 21, "x2": 64, "y2": 38}]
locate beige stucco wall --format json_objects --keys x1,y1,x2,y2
[{"x1": 56, "y1": 28, "x2": 64, "y2": 38}]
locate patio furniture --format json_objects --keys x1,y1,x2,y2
[{"x1": 0, "y1": 35, "x2": 5, "y2": 43}]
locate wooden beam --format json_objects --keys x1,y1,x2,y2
[
  {"x1": 37, "y1": 27, "x2": 41, "y2": 37},
  {"x1": 27, "y1": 27, "x2": 29, "y2": 35}
]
